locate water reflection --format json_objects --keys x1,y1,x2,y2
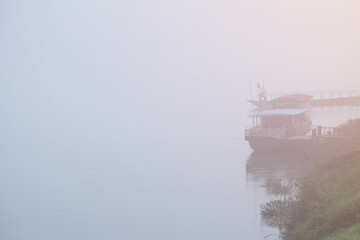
[
  {"x1": 245, "y1": 151, "x2": 309, "y2": 237},
  {"x1": 246, "y1": 151, "x2": 308, "y2": 183}
]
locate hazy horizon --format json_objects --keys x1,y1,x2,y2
[{"x1": 1, "y1": 0, "x2": 359, "y2": 145}]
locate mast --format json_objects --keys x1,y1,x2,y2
[{"x1": 250, "y1": 78, "x2": 255, "y2": 127}]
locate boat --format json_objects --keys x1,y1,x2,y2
[{"x1": 245, "y1": 93, "x2": 314, "y2": 152}]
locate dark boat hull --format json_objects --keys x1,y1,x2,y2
[{"x1": 245, "y1": 136, "x2": 314, "y2": 152}]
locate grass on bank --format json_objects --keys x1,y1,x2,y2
[
  {"x1": 326, "y1": 223, "x2": 360, "y2": 240},
  {"x1": 262, "y1": 119, "x2": 360, "y2": 240}
]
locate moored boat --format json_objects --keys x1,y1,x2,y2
[{"x1": 245, "y1": 94, "x2": 313, "y2": 152}]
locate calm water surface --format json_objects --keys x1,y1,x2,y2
[{"x1": 1, "y1": 106, "x2": 359, "y2": 240}]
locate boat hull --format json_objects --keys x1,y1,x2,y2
[{"x1": 245, "y1": 136, "x2": 313, "y2": 152}]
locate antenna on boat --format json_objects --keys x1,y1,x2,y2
[
  {"x1": 262, "y1": 80, "x2": 267, "y2": 101},
  {"x1": 250, "y1": 78, "x2": 255, "y2": 127},
  {"x1": 250, "y1": 78, "x2": 254, "y2": 101}
]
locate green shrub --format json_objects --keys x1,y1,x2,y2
[{"x1": 262, "y1": 119, "x2": 360, "y2": 240}]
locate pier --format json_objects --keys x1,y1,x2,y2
[{"x1": 265, "y1": 90, "x2": 360, "y2": 107}]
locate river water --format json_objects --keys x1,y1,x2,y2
[{"x1": 1, "y1": 105, "x2": 359, "y2": 240}]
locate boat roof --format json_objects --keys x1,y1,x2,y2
[
  {"x1": 247, "y1": 99, "x2": 271, "y2": 108},
  {"x1": 252, "y1": 108, "x2": 307, "y2": 117},
  {"x1": 269, "y1": 94, "x2": 312, "y2": 103}
]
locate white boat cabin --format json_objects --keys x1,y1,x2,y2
[
  {"x1": 245, "y1": 94, "x2": 312, "y2": 138},
  {"x1": 245, "y1": 109, "x2": 311, "y2": 137}
]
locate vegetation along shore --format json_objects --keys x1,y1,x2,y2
[{"x1": 261, "y1": 118, "x2": 360, "y2": 240}]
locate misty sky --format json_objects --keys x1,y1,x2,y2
[{"x1": 2, "y1": 0, "x2": 360, "y2": 92}]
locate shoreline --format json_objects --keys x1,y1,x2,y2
[{"x1": 261, "y1": 119, "x2": 360, "y2": 239}]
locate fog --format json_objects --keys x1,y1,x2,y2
[
  {"x1": 2, "y1": 0, "x2": 359, "y2": 148},
  {"x1": 1, "y1": 0, "x2": 359, "y2": 239}
]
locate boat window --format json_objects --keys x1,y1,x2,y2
[{"x1": 262, "y1": 116, "x2": 293, "y2": 128}]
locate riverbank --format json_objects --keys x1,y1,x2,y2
[{"x1": 262, "y1": 119, "x2": 360, "y2": 239}]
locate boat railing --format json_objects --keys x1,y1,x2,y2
[
  {"x1": 311, "y1": 125, "x2": 337, "y2": 136},
  {"x1": 245, "y1": 126, "x2": 295, "y2": 137},
  {"x1": 248, "y1": 110, "x2": 261, "y2": 116}
]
